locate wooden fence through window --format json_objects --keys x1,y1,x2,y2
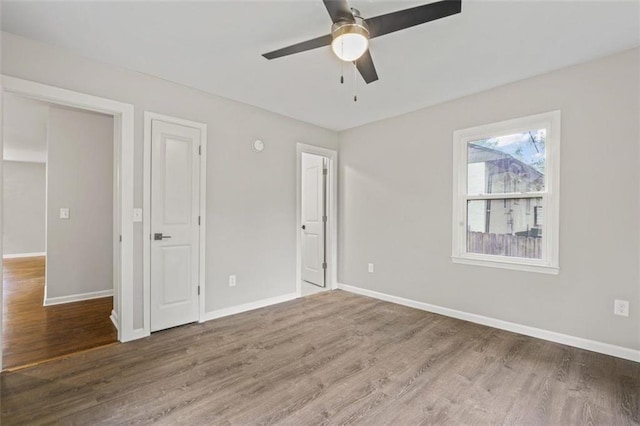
[{"x1": 467, "y1": 231, "x2": 542, "y2": 259}]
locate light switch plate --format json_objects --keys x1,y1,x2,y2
[
  {"x1": 133, "y1": 208, "x2": 143, "y2": 222},
  {"x1": 60, "y1": 208, "x2": 70, "y2": 219}
]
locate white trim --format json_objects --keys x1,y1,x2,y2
[
  {"x1": 44, "y1": 289, "x2": 114, "y2": 306},
  {"x1": 110, "y1": 309, "x2": 119, "y2": 331},
  {"x1": 128, "y1": 328, "x2": 148, "y2": 341},
  {"x1": 2, "y1": 252, "x2": 46, "y2": 259},
  {"x1": 199, "y1": 126, "x2": 207, "y2": 324},
  {"x1": 452, "y1": 255, "x2": 559, "y2": 275},
  {"x1": 143, "y1": 112, "x2": 207, "y2": 337},
  {"x1": 337, "y1": 283, "x2": 640, "y2": 363},
  {"x1": 200, "y1": 293, "x2": 298, "y2": 323},
  {"x1": 2, "y1": 147, "x2": 47, "y2": 163},
  {"x1": 1, "y1": 76, "x2": 136, "y2": 344},
  {"x1": 452, "y1": 110, "x2": 561, "y2": 274},
  {"x1": 296, "y1": 143, "x2": 339, "y2": 296},
  {"x1": 143, "y1": 114, "x2": 152, "y2": 337}
]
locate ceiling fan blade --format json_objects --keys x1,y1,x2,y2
[
  {"x1": 365, "y1": 0, "x2": 462, "y2": 39},
  {"x1": 262, "y1": 34, "x2": 332, "y2": 60},
  {"x1": 356, "y1": 50, "x2": 378, "y2": 84},
  {"x1": 323, "y1": 0, "x2": 355, "y2": 24}
]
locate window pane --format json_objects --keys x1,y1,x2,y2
[
  {"x1": 467, "y1": 198, "x2": 543, "y2": 259},
  {"x1": 467, "y1": 129, "x2": 546, "y2": 194}
]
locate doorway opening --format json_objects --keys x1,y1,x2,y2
[
  {"x1": 0, "y1": 76, "x2": 135, "y2": 371},
  {"x1": 2, "y1": 93, "x2": 117, "y2": 369},
  {"x1": 296, "y1": 143, "x2": 338, "y2": 297}
]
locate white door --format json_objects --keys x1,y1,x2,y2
[
  {"x1": 150, "y1": 119, "x2": 200, "y2": 332},
  {"x1": 301, "y1": 153, "x2": 327, "y2": 287}
]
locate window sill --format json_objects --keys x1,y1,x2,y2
[{"x1": 452, "y1": 256, "x2": 559, "y2": 275}]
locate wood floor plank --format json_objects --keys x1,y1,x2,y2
[{"x1": 1, "y1": 290, "x2": 638, "y2": 425}]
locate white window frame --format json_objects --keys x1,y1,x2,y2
[{"x1": 452, "y1": 111, "x2": 561, "y2": 274}]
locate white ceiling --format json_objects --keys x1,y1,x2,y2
[
  {"x1": 2, "y1": 1, "x2": 639, "y2": 131},
  {"x1": 3, "y1": 93, "x2": 49, "y2": 163}
]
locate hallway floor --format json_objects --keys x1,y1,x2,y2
[{"x1": 2, "y1": 256, "x2": 116, "y2": 370}]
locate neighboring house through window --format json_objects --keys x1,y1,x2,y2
[{"x1": 452, "y1": 111, "x2": 560, "y2": 274}]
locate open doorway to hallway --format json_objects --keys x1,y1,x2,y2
[{"x1": 2, "y1": 93, "x2": 117, "y2": 370}]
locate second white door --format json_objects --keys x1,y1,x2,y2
[
  {"x1": 150, "y1": 119, "x2": 201, "y2": 332},
  {"x1": 301, "y1": 153, "x2": 327, "y2": 287}
]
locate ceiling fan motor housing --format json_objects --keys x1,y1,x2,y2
[{"x1": 331, "y1": 18, "x2": 369, "y2": 40}]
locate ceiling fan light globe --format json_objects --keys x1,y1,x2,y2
[
  {"x1": 331, "y1": 33, "x2": 369, "y2": 61},
  {"x1": 331, "y1": 19, "x2": 370, "y2": 62}
]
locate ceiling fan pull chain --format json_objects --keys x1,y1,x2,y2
[
  {"x1": 353, "y1": 61, "x2": 358, "y2": 102},
  {"x1": 340, "y1": 59, "x2": 344, "y2": 84}
]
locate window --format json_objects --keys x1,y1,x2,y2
[{"x1": 452, "y1": 111, "x2": 560, "y2": 274}]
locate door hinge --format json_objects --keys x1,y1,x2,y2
[
  {"x1": 199, "y1": 145, "x2": 202, "y2": 155},
  {"x1": 322, "y1": 262, "x2": 327, "y2": 270},
  {"x1": 198, "y1": 216, "x2": 201, "y2": 225},
  {"x1": 119, "y1": 235, "x2": 122, "y2": 242},
  {"x1": 322, "y1": 215, "x2": 327, "y2": 223},
  {"x1": 197, "y1": 286, "x2": 200, "y2": 295},
  {"x1": 323, "y1": 168, "x2": 328, "y2": 175}
]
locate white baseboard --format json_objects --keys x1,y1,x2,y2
[
  {"x1": 44, "y1": 289, "x2": 114, "y2": 306},
  {"x1": 201, "y1": 292, "x2": 298, "y2": 323},
  {"x1": 123, "y1": 328, "x2": 148, "y2": 342},
  {"x1": 3, "y1": 252, "x2": 45, "y2": 259},
  {"x1": 337, "y1": 283, "x2": 640, "y2": 363},
  {"x1": 110, "y1": 309, "x2": 119, "y2": 331}
]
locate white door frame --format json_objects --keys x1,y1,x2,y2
[
  {"x1": 296, "y1": 143, "x2": 338, "y2": 295},
  {"x1": 143, "y1": 112, "x2": 207, "y2": 336},
  {"x1": 0, "y1": 76, "x2": 136, "y2": 366}
]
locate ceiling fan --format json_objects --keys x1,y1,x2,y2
[{"x1": 262, "y1": 0, "x2": 462, "y2": 85}]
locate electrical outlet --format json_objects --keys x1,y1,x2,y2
[
  {"x1": 368, "y1": 263, "x2": 374, "y2": 273},
  {"x1": 229, "y1": 275, "x2": 236, "y2": 287},
  {"x1": 59, "y1": 208, "x2": 70, "y2": 219},
  {"x1": 614, "y1": 300, "x2": 629, "y2": 317}
]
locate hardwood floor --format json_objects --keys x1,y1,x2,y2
[
  {"x1": 1, "y1": 290, "x2": 638, "y2": 425},
  {"x1": 2, "y1": 256, "x2": 117, "y2": 370}
]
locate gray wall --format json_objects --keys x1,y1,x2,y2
[
  {"x1": 2, "y1": 160, "x2": 46, "y2": 255},
  {"x1": 338, "y1": 48, "x2": 640, "y2": 351},
  {"x1": 1, "y1": 32, "x2": 338, "y2": 328},
  {"x1": 46, "y1": 106, "x2": 114, "y2": 299}
]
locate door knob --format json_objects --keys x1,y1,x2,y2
[
  {"x1": 154, "y1": 233, "x2": 172, "y2": 240},
  {"x1": 301, "y1": 225, "x2": 306, "y2": 230}
]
